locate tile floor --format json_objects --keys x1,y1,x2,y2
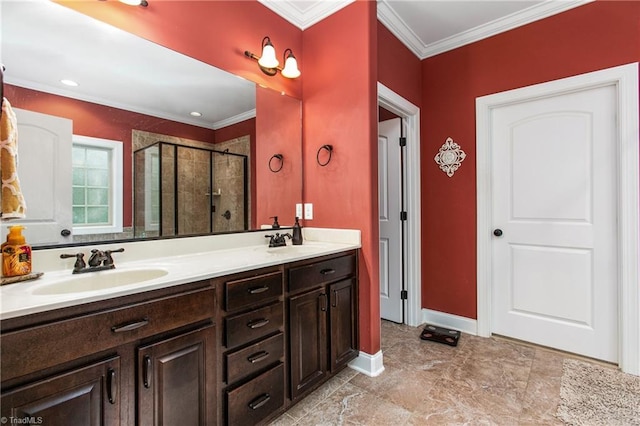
[{"x1": 270, "y1": 320, "x2": 613, "y2": 425}]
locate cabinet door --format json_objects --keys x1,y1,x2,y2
[
  {"x1": 137, "y1": 324, "x2": 215, "y2": 426},
  {"x1": 288, "y1": 287, "x2": 327, "y2": 399},
  {"x1": 329, "y1": 278, "x2": 358, "y2": 372},
  {"x1": 1, "y1": 356, "x2": 120, "y2": 426}
]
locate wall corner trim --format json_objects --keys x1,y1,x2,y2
[{"x1": 348, "y1": 350, "x2": 385, "y2": 377}]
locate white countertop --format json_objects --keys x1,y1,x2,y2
[{"x1": 0, "y1": 228, "x2": 360, "y2": 320}]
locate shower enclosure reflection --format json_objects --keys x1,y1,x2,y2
[{"x1": 133, "y1": 142, "x2": 248, "y2": 238}]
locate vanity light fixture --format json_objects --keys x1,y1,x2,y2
[{"x1": 244, "y1": 36, "x2": 300, "y2": 79}]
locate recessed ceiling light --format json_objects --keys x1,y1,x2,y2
[
  {"x1": 190, "y1": 111, "x2": 202, "y2": 117},
  {"x1": 60, "y1": 79, "x2": 79, "y2": 87}
]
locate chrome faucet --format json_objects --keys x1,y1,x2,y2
[{"x1": 60, "y1": 248, "x2": 125, "y2": 274}]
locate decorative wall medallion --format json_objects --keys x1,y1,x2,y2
[{"x1": 434, "y1": 137, "x2": 466, "y2": 177}]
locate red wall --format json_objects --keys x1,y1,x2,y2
[
  {"x1": 377, "y1": 22, "x2": 422, "y2": 109},
  {"x1": 256, "y1": 87, "x2": 302, "y2": 227},
  {"x1": 303, "y1": 0, "x2": 379, "y2": 354},
  {"x1": 421, "y1": 1, "x2": 640, "y2": 318}
]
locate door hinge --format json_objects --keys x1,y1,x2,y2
[
  {"x1": 401, "y1": 290, "x2": 408, "y2": 300},
  {"x1": 399, "y1": 137, "x2": 407, "y2": 147},
  {"x1": 400, "y1": 211, "x2": 407, "y2": 221}
]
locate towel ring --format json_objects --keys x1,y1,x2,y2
[
  {"x1": 269, "y1": 154, "x2": 284, "y2": 173},
  {"x1": 316, "y1": 144, "x2": 333, "y2": 167}
]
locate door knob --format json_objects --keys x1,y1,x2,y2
[{"x1": 493, "y1": 229, "x2": 503, "y2": 237}]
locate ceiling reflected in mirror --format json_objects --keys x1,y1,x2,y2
[{"x1": 2, "y1": 0, "x2": 256, "y2": 130}]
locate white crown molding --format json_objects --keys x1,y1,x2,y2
[
  {"x1": 378, "y1": 0, "x2": 594, "y2": 60},
  {"x1": 258, "y1": 0, "x2": 355, "y2": 30},
  {"x1": 376, "y1": 0, "x2": 426, "y2": 59},
  {"x1": 212, "y1": 109, "x2": 256, "y2": 130}
]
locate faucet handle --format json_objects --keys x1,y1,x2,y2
[
  {"x1": 60, "y1": 253, "x2": 86, "y2": 272},
  {"x1": 103, "y1": 248, "x2": 125, "y2": 267}
]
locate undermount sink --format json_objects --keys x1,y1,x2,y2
[{"x1": 32, "y1": 268, "x2": 169, "y2": 295}]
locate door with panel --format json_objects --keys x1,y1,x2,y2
[
  {"x1": 491, "y1": 84, "x2": 618, "y2": 362},
  {"x1": 378, "y1": 117, "x2": 404, "y2": 323}
]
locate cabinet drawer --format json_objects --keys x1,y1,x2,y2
[
  {"x1": 226, "y1": 363, "x2": 284, "y2": 426},
  {"x1": 225, "y1": 302, "x2": 283, "y2": 349},
  {"x1": 1, "y1": 285, "x2": 215, "y2": 382},
  {"x1": 288, "y1": 253, "x2": 356, "y2": 293},
  {"x1": 225, "y1": 271, "x2": 282, "y2": 312},
  {"x1": 226, "y1": 332, "x2": 284, "y2": 384}
]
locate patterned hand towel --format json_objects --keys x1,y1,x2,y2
[{"x1": 1, "y1": 97, "x2": 27, "y2": 219}]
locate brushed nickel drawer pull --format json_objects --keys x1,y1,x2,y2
[
  {"x1": 107, "y1": 368, "x2": 117, "y2": 404},
  {"x1": 247, "y1": 351, "x2": 270, "y2": 363},
  {"x1": 320, "y1": 268, "x2": 335, "y2": 275},
  {"x1": 248, "y1": 393, "x2": 271, "y2": 410},
  {"x1": 111, "y1": 318, "x2": 149, "y2": 333},
  {"x1": 248, "y1": 285, "x2": 270, "y2": 294},
  {"x1": 247, "y1": 318, "x2": 270, "y2": 329}
]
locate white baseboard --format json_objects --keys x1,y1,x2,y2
[
  {"x1": 421, "y1": 309, "x2": 478, "y2": 335},
  {"x1": 348, "y1": 350, "x2": 385, "y2": 377}
]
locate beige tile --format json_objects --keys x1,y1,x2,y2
[
  {"x1": 268, "y1": 320, "x2": 623, "y2": 426},
  {"x1": 284, "y1": 375, "x2": 348, "y2": 421},
  {"x1": 411, "y1": 378, "x2": 523, "y2": 426},
  {"x1": 349, "y1": 362, "x2": 438, "y2": 411},
  {"x1": 293, "y1": 382, "x2": 413, "y2": 425}
]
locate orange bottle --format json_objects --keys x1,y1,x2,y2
[{"x1": 2, "y1": 225, "x2": 32, "y2": 277}]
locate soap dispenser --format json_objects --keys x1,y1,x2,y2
[
  {"x1": 292, "y1": 217, "x2": 303, "y2": 245},
  {"x1": 2, "y1": 225, "x2": 32, "y2": 277},
  {"x1": 270, "y1": 216, "x2": 280, "y2": 229}
]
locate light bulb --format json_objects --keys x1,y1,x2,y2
[
  {"x1": 281, "y1": 50, "x2": 300, "y2": 79},
  {"x1": 258, "y1": 39, "x2": 279, "y2": 69}
]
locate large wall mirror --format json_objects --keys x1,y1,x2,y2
[{"x1": 1, "y1": 0, "x2": 302, "y2": 247}]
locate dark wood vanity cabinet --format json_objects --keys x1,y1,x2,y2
[
  {"x1": 1, "y1": 356, "x2": 121, "y2": 426},
  {"x1": 288, "y1": 252, "x2": 358, "y2": 401},
  {"x1": 215, "y1": 250, "x2": 358, "y2": 425},
  {"x1": 0, "y1": 281, "x2": 216, "y2": 426},
  {"x1": 137, "y1": 325, "x2": 215, "y2": 426},
  {"x1": 214, "y1": 267, "x2": 286, "y2": 426},
  {"x1": 1, "y1": 248, "x2": 359, "y2": 426}
]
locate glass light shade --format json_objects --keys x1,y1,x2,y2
[
  {"x1": 258, "y1": 43, "x2": 279, "y2": 69},
  {"x1": 119, "y1": 0, "x2": 142, "y2": 5},
  {"x1": 281, "y1": 55, "x2": 300, "y2": 79}
]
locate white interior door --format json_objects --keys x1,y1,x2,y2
[
  {"x1": 379, "y1": 118, "x2": 403, "y2": 323},
  {"x1": 491, "y1": 84, "x2": 618, "y2": 362},
  {"x1": 2, "y1": 109, "x2": 72, "y2": 245}
]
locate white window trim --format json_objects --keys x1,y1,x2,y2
[{"x1": 72, "y1": 135, "x2": 123, "y2": 235}]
